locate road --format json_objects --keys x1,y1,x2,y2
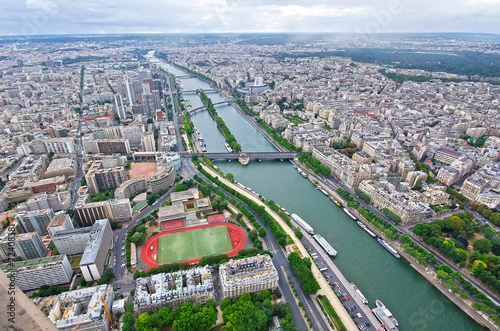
[
  {"x1": 163, "y1": 73, "x2": 184, "y2": 153},
  {"x1": 309, "y1": 168, "x2": 500, "y2": 307},
  {"x1": 300, "y1": 233, "x2": 380, "y2": 330},
  {"x1": 196, "y1": 170, "x2": 330, "y2": 331},
  {"x1": 111, "y1": 185, "x2": 176, "y2": 283}
]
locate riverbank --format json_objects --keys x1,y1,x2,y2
[
  {"x1": 298, "y1": 161, "x2": 499, "y2": 330},
  {"x1": 199, "y1": 163, "x2": 359, "y2": 331}
]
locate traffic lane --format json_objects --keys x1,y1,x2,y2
[
  {"x1": 196, "y1": 172, "x2": 328, "y2": 331},
  {"x1": 323, "y1": 174, "x2": 500, "y2": 306},
  {"x1": 112, "y1": 187, "x2": 176, "y2": 279},
  {"x1": 301, "y1": 237, "x2": 375, "y2": 330}
]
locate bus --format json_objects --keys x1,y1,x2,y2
[{"x1": 320, "y1": 267, "x2": 328, "y2": 272}]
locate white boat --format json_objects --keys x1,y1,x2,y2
[
  {"x1": 343, "y1": 208, "x2": 356, "y2": 220},
  {"x1": 350, "y1": 282, "x2": 368, "y2": 305},
  {"x1": 238, "y1": 153, "x2": 249, "y2": 165},
  {"x1": 225, "y1": 143, "x2": 233, "y2": 153},
  {"x1": 291, "y1": 213, "x2": 314, "y2": 234},
  {"x1": 375, "y1": 300, "x2": 399, "y2": 327},
  {"x1": 312, "y1": 234, "x2": 337, "y2": 257}
]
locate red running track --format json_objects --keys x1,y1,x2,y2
[
  {"x1": 161, "y1": 219, "x2": 185, "y2": 231},
  {"x1": 141, "y1": 223, "x2": 246, "y2": 268},
  {"x1": 207, "y1": 214, "x2": 224, "y2": 223}
]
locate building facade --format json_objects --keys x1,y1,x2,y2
[
  {"x1": 0, "y1": 255, "x2": 73, "y2": 291},
  {"x1": 219, "y1": 255, "x2": 279, "y2": 299},
  {"x1": 79, "y1": 219, "x2": 113, "y2": 282}
]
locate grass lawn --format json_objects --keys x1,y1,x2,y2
[
  {"x1": 158, "y1": 226, "x2": 233, "y2": 264},
  {"x1": 69, "y1": 255, "x2": 82, "y2": 269},
  {"x1": 318, "y1": 296, "x2": 347, "y2": 331}
]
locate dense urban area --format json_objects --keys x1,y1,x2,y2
[{"x1": 0, "y1": 33, "x2": 499, "y2": 331}]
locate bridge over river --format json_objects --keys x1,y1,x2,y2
[{"x1": 180, "y1": 151, "x2": 300, "y2": 161}]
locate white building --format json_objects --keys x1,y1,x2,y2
[
  {"x1": 0, "y1": 255, "x2": 73, "y2": 291},
  {"x1": 219, "y1": 255, "x2": 279, "y2": 299},
  {"x1": 79, "y1": 219, "x2": 113, "y2": 282}
]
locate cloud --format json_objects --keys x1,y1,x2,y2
[
  {"x1": 25, "y1": 0, "x2": 59, "y2": 16},
  {"x1": 0, "y1": 0, "x2": 497, "y2": 35}
]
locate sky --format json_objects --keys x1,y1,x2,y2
[{"x1": 0, "y1": 0, "x2": 500, "y2": 36}]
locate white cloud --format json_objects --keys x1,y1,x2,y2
[{"x1": 0, "y1": 0, "x2": 495, "y2": 34}]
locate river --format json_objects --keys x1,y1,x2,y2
[{"x1": 157, "y1": 61, "x2": 484, "y2": 331}]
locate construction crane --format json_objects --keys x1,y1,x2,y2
[
  {"x1": 72, "y1": 286, "x2": 114, "y2": 331},
  {"x1": 0, "y1": 210, "x2": 15, "y2": 229}
]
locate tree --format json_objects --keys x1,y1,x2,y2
[
  {"x1": 130, "y1": 232, "x2": 146, "y2": 245},
  {"x1": 222, "y1": 300, "x2": 268, "y2": 331},
  {"x1": 472, "y1": 260, "x2": 488, "y2": 274},
  {"x1": 473, "y1": 239, "x2": 493, "y2": 254},
  {"x1": 258, "y1": 289, "x2": 271, "y2": 302},
  {"x1": 225, "y1": 173, "x2": 234, "y2": 182},
  {"x1": 294, "y1": 228, "x2": 303, "y2": 239},
  {"x1": 124, "y1": 162, "x2": 131, "y2": 169},
  {"x1": 135, "y1": 312, "x2": 153, "y2": 331},
  {"x1": 212, "y1": 196, "x2": 228, "y2": 211},
  {"x1": 489, "y1": 212, "x2": 500, "y2": 226},
  {"x1": 278, "y1": 237, "x2": 287, "y2": 246},
  {"x1": 482, "y1": 209, "x2": 493, "y2": 219},
  {"x1": 258, "y1": 227, "x2": 267, "y2": 237}
]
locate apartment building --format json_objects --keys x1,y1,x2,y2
[{"x1": 219, "y1": 255, "x2": 279, "y2": 299}]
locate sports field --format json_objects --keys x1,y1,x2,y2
[{"x1": 157, "y1": 226, "x2": 233, "y2": 264}]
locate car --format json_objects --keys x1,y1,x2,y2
[
  {"x1": 117, "y1": 286, "x2": 121, "y2": 289},
  {"x1": 356, "y1": 313, "x2": 363, "y2": 319},
  {"x1": 345, "y1": 296, "x2": 350, "y2": 301},
  {"x1": 329, "y1": 275, "x2": 333, "y2": 279}
]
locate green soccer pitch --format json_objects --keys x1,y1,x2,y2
[{"x1": 157, "y1": 226, "x2": 234, "y2": 264}]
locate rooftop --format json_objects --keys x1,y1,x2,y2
[{"x1": 0, "y1": 255, "x2": 66, "y2": 272}]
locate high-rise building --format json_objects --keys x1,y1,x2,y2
[
  {"x1": 142, "y1": 132, "x2": 156, "y2": 152},
  {"x1": 15, "y1": 232, "x2": 48, "y2": 260},
  {"x1": 79, "y1": 219, "x2": 113, "y2": 282},
  {"x1": 0, "y1": 255, "x2": 73, "y2": 291},
  {"x1": 74, "y1": 200, "x2": 113, "y2": 227},
  {"x1": 51, "y1": 224, "x2": 94, "y2": 256},
  {"x1": 47, "y1": 214, "x2": 73, "y2": 237},
  {"x1": 85, "y1": 161, "x2": 126, "y2": 195},
  {"x1": 219, "y1": 255, "x2": 279, "y2": 299},
  {"x1": 16, "y1": 209, "x2": 55, "y2": 236},
  {"x1": 114, "y1": 94, "x2": 126, "y2": 120},
  {"x1": 142, "y1": 93, "x2": 155, "y2": 117}
]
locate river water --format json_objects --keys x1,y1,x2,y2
[{"x1": 158, "y1": 61, "x2": 484, "y2": 331}]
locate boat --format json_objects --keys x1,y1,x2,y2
[
  {"x1": 300, "y1": 171, "x2": 308, "y2": 178},
  {"x1": 316, "y1": 185, "x2": 322, "y2": 190},
  {"x1": 350, "y1": 282, "x2": 369, "y2": 305},
  {"x1": 238, "y1": 153, "x2": 249, "y2": 165},
  {"x1": 377, "y1": 238, "x2": 401, "y2": 258},
  {"x1": 343, "y1": 207, "x2": 357, "y2": 220},
  {"x1": 291, "y1": 213, "x2": 314, "y2": 234},
  {"x1": 319, "y1": 188, "x2": 329, "y2": 196},
  {"x1": 330, "y1": 197, "x2": 341, "y2": 207},
  {"x1": 357, "y1": 221, "x2": 377, "y2": 238},
  {"x1": 293, "y1": 165, "x2": 297, "y2": 170},
  {"x1": 225, "y1": 143, "x2": 233, "y2": 153},
  {"x1": 312, "y1": 234, "x2": 337, "y2": 257},
  {"x1": 200, "y1": 142, "x2": 207, "y2": 153},
  {"x1": 371, "y1": 299, "x2": 399, "y2": 330}
]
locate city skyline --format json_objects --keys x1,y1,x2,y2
[{"x1": 1, "y1": 0, "x2": 500, "y2": 36}]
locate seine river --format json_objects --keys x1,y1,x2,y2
[{"x1": 159, "y1": 61, "x2": 484, "y2": 331}]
